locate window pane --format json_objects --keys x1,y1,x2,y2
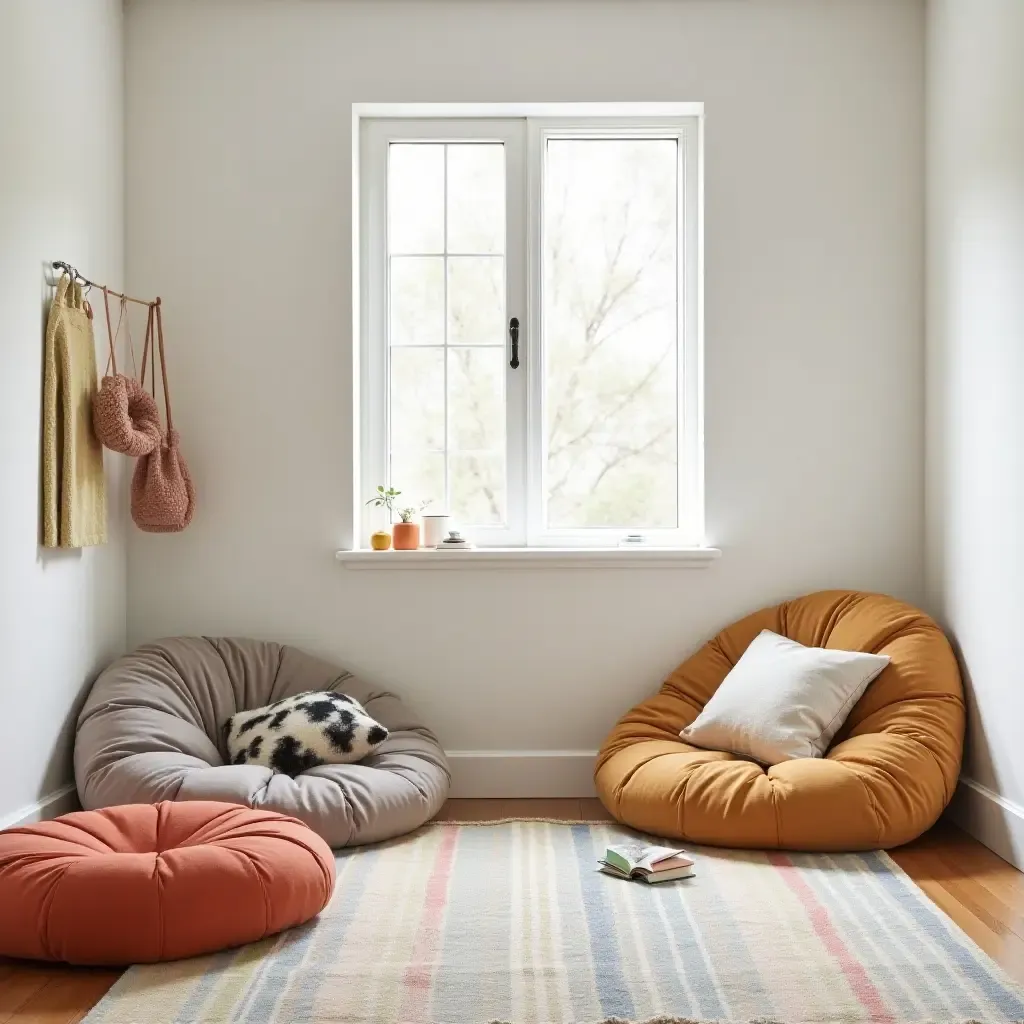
[
  {"x1": 385, "y1": 135, "x2": 510, "y2": 536},
  {"x1": 448, "y1": 348, "x2": 504, "y2": 451},
  {"x1": 450, "y1": 452, "x2": 505, "y2": 525},
  {"x1": 391, "y1": 257, "x2": 444, "y2": 346},
  {"x1": 390, "y1": 348, "x2": 444, "y2": 451},
  {"x1": 389, "y1": 450, "x2": 445, "y2": 515},
  {"x1": 448, "y1": 256, "x2": 504, "y2": 345},
  {"x1": 543, "y1": 138, "x2": 679, "y2": 529},
  {"x1": 389, "y1": 144, "x2": 444, "y2": 254},
  {"x1": 447, "y1": 144, "x2": 504, "y2": 255}
]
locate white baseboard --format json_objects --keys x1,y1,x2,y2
[
  {"x1": 447, "y1": 750, "x2": 597, "y2": 798},
  {"x1": 946, "y1": 775, "x2": 1024, "y2": 870},
  {"x1": 0, "y1": 784, "x2": 79, "y2": 831}
]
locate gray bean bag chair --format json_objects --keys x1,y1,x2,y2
[{"x1": 75, "y1": 637, "x2": 450, "y2": 848}]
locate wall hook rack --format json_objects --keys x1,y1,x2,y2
[{"x1": 50, "y1": 261, "x2": 156, "y2": 307}]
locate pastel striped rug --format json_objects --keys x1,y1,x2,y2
[{"x1": 83, "y1": 820, "x2": 1024, "y2": 1024}]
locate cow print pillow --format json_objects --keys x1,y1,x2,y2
[{"x1": 224, "y1": 691, "x2": 389, "y2": 776}]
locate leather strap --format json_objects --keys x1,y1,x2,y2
[
  {"x1": 154, "y1": 300, "x2": 174, "y2": 432},
  {"x1": 139, "y1": 300, "x2": 173, "y2": 431},
  {"x1": 101, "y1": 287, "x2": 118, "y2": 376},
  {"x1": 139, "y1": 303, "x2": 153, "y2": 390}
]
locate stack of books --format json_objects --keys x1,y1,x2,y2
[{"x1": 598, "y1": 841, "x2": 695, "y2": 884}]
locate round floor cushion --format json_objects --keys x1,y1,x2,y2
[
  {"x1": 75, "y1": 638, "x2": 450, "y2": 848},
  {"x1": 0, "y1": 802, "x2": 334, "y2": 965},
  {"x1": 596, "y1": 591, "x2": 965, "y2": 850}
]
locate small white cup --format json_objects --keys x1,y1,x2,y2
[{"x1": 422, "y1": 515, "x2": 452, "y2": 549}]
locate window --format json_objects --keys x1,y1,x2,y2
[{"x1": 358, "y1": 107, "x2": 702, "y2": 549}]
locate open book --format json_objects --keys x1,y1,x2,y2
[{"x1": 599, "y1": 841, "x2": 695, "y2": 884}]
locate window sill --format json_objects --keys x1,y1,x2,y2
[{"x1": 335, "y1": 546, "x2": 721, "y2": 570}]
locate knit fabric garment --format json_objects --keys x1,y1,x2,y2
[
  {"x1": 93, "y1": 374, "x2": 162, "y2": 457},
  {"x1": 129, "y1": 300, "x2": 195, "y2": 533},
  {"x1": 131, "y1": 429, "x2": 195, "y2": 532},
  {"x1": 41, "y1": 276, "x2": 107, "y2": 548}
]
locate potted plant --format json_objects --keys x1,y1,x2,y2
[
  {"x1": 365, "y1": 486, "x2": 400, "y2": 550},
  {"x1": 365, "y1": 487, "x2": 430, "y2": 550},
  {"x1": 392, "y1": 501, "x2": 431, "y2": 550}
]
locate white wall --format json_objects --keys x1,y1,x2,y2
[
  {"x1": 0, "y1": 1, "x2": 126, "y2": 826},
  {"x1": 926, "y1": 0, "x2": 1024, "y2": 864},
  {"x1": 125, "y1": 0, "x2": 925, "y2": 794}
]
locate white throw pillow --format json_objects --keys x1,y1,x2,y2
[{"x1": 679, "y1": 630, "x2": 890, "y2": 765}]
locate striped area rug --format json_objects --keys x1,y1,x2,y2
[{"x1": 83, "y1": 820, "x2": 1024, "y2": 1024}]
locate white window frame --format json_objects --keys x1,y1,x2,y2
[{"x1": 355, "y1": 104, "x2": 704, "y2": 550}]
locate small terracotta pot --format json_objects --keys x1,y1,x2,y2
[
  {"x1": 392, "y1": 522, "x2": 420, "y2": 550},
  {"x1": 370, "y1": 529, "x2": 392, "y2": 551}
]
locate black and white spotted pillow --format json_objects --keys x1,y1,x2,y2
[{"x1": 224, "y1": 691, "x2": 389, "y2": 776}]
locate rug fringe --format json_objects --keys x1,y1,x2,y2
[
  {"x1": 433, "y1": 818, "x2": 614, "y2": 826},
  {"x1": 485, "y1": 1015, "x2": 720, "y2": 1024},
  {"x1": 486, "y1": 1018, "x2": 721, "y2": 1024},
  {"x1": 484, "y1": 1019, "x2": 1003, "y2": 1024},
  {"x1": 486, "y1": 1018, "x2": 716, "y2": 1024}
]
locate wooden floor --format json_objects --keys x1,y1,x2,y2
[{"x1": 3, "y1": 799, "x2": 1024, "y2": 1023}]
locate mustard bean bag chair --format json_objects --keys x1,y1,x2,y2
[{"x1": 595, "y1": 591, "x2": 964, "y2": 850}]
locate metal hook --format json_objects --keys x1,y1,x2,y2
[{"x1": 51, "y1": 261, "x2": 96, "y2": 290}]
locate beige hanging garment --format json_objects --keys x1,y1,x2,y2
[{"x1": 41, "y1": 274, "x2": 107, "y2": 547}]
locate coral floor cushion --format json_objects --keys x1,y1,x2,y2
[{"x1": 0, "y1": 801, "x2": 335, "y2": 966}]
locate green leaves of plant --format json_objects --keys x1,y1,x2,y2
[{"x1": 364, "y1": 485, "x2": 404, "y2": 510}]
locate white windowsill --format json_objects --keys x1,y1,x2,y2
[{"x1": 335, "y1": 546, "x2": 721, "y2": 570}]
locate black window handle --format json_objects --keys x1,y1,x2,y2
[{"x1": 509, "y1": 317, "x2": 520, "y2": 369}]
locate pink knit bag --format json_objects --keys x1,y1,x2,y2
[
  {"x1": 131, "y1": 301, "x2": 195, "y2": 532},
  {"x1": 92, "y1": 290, "x2": 162, "y2": 457}
]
